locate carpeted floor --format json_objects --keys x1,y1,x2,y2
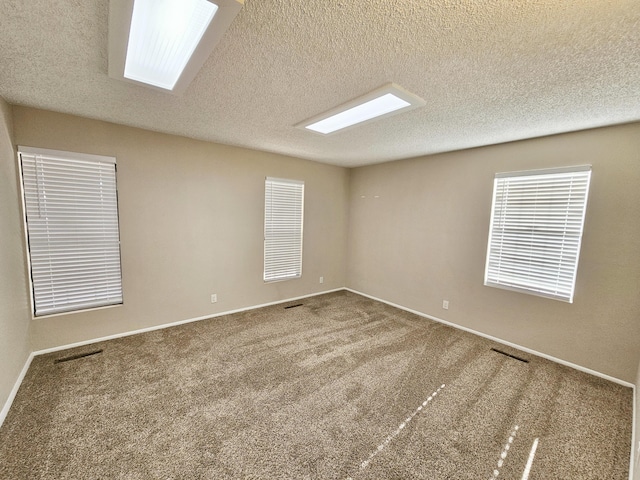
[{"x1": 0, "y1": 291, "x2": 632, "y2": 479}]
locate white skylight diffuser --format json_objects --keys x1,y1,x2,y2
[
  {"x1": 306, "y1": 94, "x2": 410, "y2": 134},
  {"x1": 108, "y1": 0, "x2": 244, "y2": 94},
  {"x1": 297, "y1": 83, "x2": 426, "y2": 135},
  {"x1": 125, "y1": 0, "x2": 218, "y2": 90}
]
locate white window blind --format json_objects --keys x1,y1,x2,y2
[
  {"x1": 19, "y1": 147, "x2": 123, "y2": 316},
  {"x1": 484, "y1": 165, "x2": 591, "y2": 303},
  {"x1": 264, "y1": 177, "x2": 304, "y2": 282}
]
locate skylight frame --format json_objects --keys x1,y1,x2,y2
[
  {"x1": 295, "y1": 83, "x2": 426, "y2": 135},
  {"x1": 108, "y1": 0, "x2": 244, "y2": 95}
]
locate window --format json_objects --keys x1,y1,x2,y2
[
  {"x1": 264, "y1": 177, "x2": 304, "y2": 282},
  {"x1": 484, "y1": 165, "x2": 591, "y2": 303},
  {"x1": 18, "y1": 147, "x2": 123, "y2": 316}
]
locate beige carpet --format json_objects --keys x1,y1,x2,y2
[{"x1": 0, "y1": 291, "x2": 632, "y2": 479}]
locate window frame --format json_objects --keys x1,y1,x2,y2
[
  {"x1": 263, "y1": 177, "x2": 305, "y2": 283},
  {"x1": 484, "y1": 165, "x2": 592, "y2": 303},
  {"x1": 18, "y1": 146, "x2": 124, "y2": 318}
]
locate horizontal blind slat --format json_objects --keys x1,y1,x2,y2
[
  {"x1": 20, "y1": 149, "x2": 123, "y2": 316},
  {"x1": 264, "y1": 178, "x2": 304, "y2": 282},
  {"x1": 485, "y1": 167, "x2": 591, "y2": 303}
]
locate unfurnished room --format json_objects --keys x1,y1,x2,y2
[{"x1": 0, "y1": 1, "x2": 639, "y2": 479}]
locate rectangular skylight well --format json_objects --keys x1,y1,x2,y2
[
  {"x1": 306, "y1": 94, "x2": 411, "y2": 134},
  {"x1": 297, "y1": 83, "x2": 425, "y2": 135},
  {"x1": 108, "y1": 0, "x2": 244, "y2": 94},
  {"x1": 124, "y1": 0, "x2": 218, "y2": 90}
]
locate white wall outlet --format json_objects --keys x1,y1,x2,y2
[
  {"x1": 319, "y1": 276, "x2": 324, "y2": 284},
  {"x1": 211, "y1": 294, "x2": 217, "y2": 303},
  {"x1": 442, "y1": 300, "x2": 449, "y2": 310}
]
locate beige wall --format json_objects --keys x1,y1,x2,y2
[
  {"x1": 347, "y1": 123, "x2": 640, "y2": 383},
  {"x1": 0, "y1": 99, "x2": 31, "y2": 411},
  {"x1": 12, "y1": 107, "x2": 349, "y2": 351},
  {"x1": 7, "y1": 106, "x2": 640, "y2": 385}
]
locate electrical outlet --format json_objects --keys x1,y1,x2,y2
[
  {"x1": 319, "y1": 276, "x2": 324, "y2": 284},
  {"x1": 442, "y1": 300, "x2": 449, "y2": 310},
  {"x1": 211, "y1": 294, "x2": 217, "y2": 303}
]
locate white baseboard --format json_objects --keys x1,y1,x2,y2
[
  {"x1": 345, "y1": 288, "x2": 637, "y2": 480},
  {"x1": 4, "y1": 284, "x2": 636, "y2": 479},
  {"x1": 345, "y1": 288, "x2": 634, "y2": 388},
  {"x1": 345, "y1": 288, "x2": 640, "y2": 480},
  {"x1": 0, "y1": 352, "x2": 35, "y2": 429},
  {"x1": 1, "y1": 288, "x2": 344, "y2": 428},
  {"x1": 33, "y1": 288, "x2": 345, "y2": 356}
]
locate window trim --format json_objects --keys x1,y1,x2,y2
[
  {"x1": 18, "y1": 146, "x2": 124, "y2": 317},
  {"x1": 484, "y1": 165, "x2": 592, "y2": 303},
  {"x1": 264, "y1": 177, "x2": 304, "y2": 283}
]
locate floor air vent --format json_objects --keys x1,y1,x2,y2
[
  {"x1": 284, "y1": 303, "x2": 303, "y2": 309},
  {"x1": 55, "y1": 349, "x2": 103, "y2": 364},
  {"x1": 491, "y1": 348, "x2": 529, "y2": 363}
]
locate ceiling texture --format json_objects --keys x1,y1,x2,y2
[{"x1": 1, "y1": 0, "x2": 639, "y2": 167}]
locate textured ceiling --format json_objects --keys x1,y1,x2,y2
[{"x1": 1, "y1": 0, "x2": 639, "y2": 167}]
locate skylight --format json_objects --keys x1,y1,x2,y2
[
  {"x1": 108, "y1": 0, "x2": 244, "y2": 94},
  {"x1": 124, "y1": 0, "x2": 218, "y2": 90},
  {"x1": 297, "y1": 84, "x2": 425, "y2": 135}
]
